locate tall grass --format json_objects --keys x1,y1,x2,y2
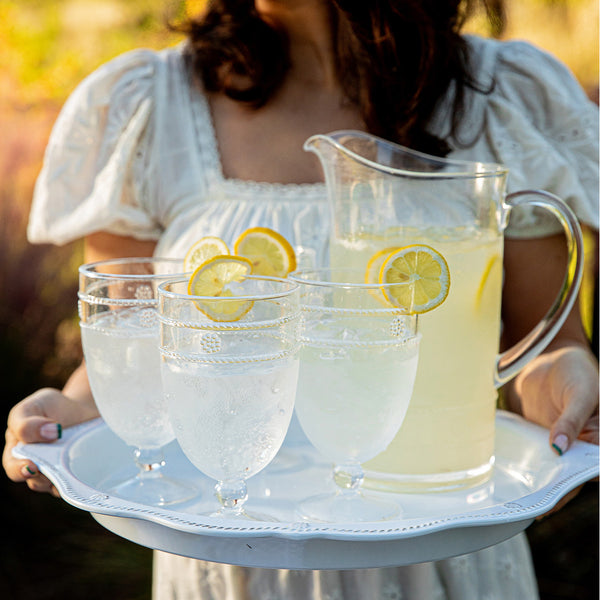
[{"x1": 0, "y1": 106, "x2": 83, "y2": 399}]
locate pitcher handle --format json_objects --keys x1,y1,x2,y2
[{"x1": 494, "y1": 189, "x2": 584, "y2": 387}]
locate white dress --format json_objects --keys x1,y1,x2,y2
[{"x1": 28, "y1": 35, "x2": 598, "y2": 600}]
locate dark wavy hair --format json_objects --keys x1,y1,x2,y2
[{"x1": 176, "y1": 0, "x2": 503, "y2": 156}]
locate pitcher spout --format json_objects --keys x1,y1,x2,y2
[
  {"x1": 303, "y1": 133, "x2": 332, "y2": 155},
  {"x1": 304, "y1": 130, "x2": 381, "y2": 174},
  {"x1": 303, "y1": 129, "x2": 509, "y2": 244},
  {"x1": 303, "y1": 130, "x2": 388, "y2": 196},
  {"x1": 303, "y1": 131, "x2": 357, "y2": 157},
  {"x1": 305, "y1": 129, "x2": 508, "y2": 178},
  {"x1": 303, "y1": 131, "x2": 362, "y2": 181}
]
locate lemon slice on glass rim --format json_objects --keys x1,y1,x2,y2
[
  {"x1": 184, "y1": 236, "x2": 230, "y2": 273},
  {"x1": 379, "y1": 244, "x2": 450, "y2": 314},
  {"x1": 233, "y1": 227, "x2": 297, "y2": 277},
  {"x1": 365, "y1": 246, "x2": 401, "y2": 284},
  {"x1": 188, "y1": 255, "x2": 253, "y2": 322},
  {"x1": 364, "y1": 246, "x2": 402, "y2": 305}
]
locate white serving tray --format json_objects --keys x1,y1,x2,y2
[{"x1": 14, "y1": 410, "x2": 598, "y2": 570}]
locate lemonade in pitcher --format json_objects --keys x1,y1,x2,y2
[
  {"x1": 330, "y1": 226, "x2": 503, "y2": 490},
  {"x1": 306, "y1": 130, "x2": 583, "y2": 492}
]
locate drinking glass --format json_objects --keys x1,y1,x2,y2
[
  {"x1": 78, "y1": 258, "x2": 197, "y2": 506},
  {"x1": 289, "y1": 268, "x2": 420, "y2": 522},
  {"x1": 158, "y1": 276, "x2": 300, "y2": 520}
]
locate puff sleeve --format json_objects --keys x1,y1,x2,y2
[
  {"x1": 27, "y1": 49, "x2": 162, "y2": 245},
  {"x1": 450, "y1": 38, "x2": 599, "y2": 237}
]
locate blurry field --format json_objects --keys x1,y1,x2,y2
[{"x1": 0, "y1": 1, "x2": 597, "y2": 599}]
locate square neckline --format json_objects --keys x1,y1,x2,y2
[{"x1": 181, "y1": 47, "x2": 326, "y2": 198}]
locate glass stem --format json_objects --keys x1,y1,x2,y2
[
  {"x1": 333, "y1": 463, "x2": 364, "y2": 495},
  {"x1": 216, "y1": 479, "x2": 248, "y2": 516},
  {"x1": 134, "y1": 447, "x2": 165, "y2": 480}
]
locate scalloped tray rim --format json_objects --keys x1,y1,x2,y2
[{"x1": 13, "y1": 411, "x2": 599, "y2": 542}]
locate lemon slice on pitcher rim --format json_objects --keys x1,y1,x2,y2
[
  {"x1": 188, "y1": 255, "x2": 253, "y2": 321},
  {"x1": 184, "y1": 236, "x2": 230, "y2": 272},
  {"x1": 379, "y1": 244, "x2": 450, "y2": 313},
  {"x1": 233, "y1": 227, "x2": 297, "y2": 277}
]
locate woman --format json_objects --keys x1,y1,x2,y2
[{"x1": 3, "y1": 1, "x2": 598, "y2": 598}]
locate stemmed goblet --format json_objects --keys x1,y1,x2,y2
[
  {"x1": 289, "y1": 267, "x2": 421, "y2": 522},
  {"x1": 78, "y1": 258, "x2": 197, "y2": 506},
  {"x1": 158, "y1": 275, "x2": 300, "y2": 520}
]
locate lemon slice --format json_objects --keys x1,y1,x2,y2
[
  {"x1": 365, "y1": 247, "x2": 401, "y2": 284},
  {"x1": 475, "y1": 254, "x2": 502, "y2": 309},
  {"x1": 184, "y1": 236, "x2": 230, "y2": 272},
  {"x1": 379, "y1": 244, "x2": 450, "y2": 313},
  {"x1": 188, "y1": 255, "x2": 253, "y2": 321},
  {"x1": 233, "y1": 227, "x2": 296, "y2": 277},
  {"x1": 364, "y1": 246, "x2": 401, "y2": 306}
]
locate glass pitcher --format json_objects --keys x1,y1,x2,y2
[{"x1": 305, "y1": 130, "x2": 584, "y2": 492}]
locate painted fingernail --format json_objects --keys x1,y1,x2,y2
[
  {"x1": 21, "y1": 465, "x2": 37, "y2": 477},
  {"x1": 40, "y1": 423, "x2": 61, "y2": 441},
  {"x1": 552, "y1": 434, "x2": 569, "y2": 456}
]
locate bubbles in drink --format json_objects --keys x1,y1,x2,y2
[
  {"x1": 81, "y1": 307, "x2": 175, "y2": 449},
  {"x1": 163, "y1": 356, "x2": 299, "y2": 482}
]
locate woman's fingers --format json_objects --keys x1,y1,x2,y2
[
  {"x1": 4, "y1": 384, "x2": 99, "y2": 498},
  {"x1": 548, "y1": 347, "x2": 599, "y2": 454},
  {"x1": 516, "y1": 346, "x2": 598, "y2": 455},
  {"x1": 23, "y1": 468, "x2": 59, "y2": 496},
  {"x1": 3, "y1": 427, "x2": 57, "y2": 496},
  {"x1": 3, "y1": 388, "x2": 69, "y2": 494},
  {"x1": 3, "y1": 428, "x2": 29, "y2": 482}
]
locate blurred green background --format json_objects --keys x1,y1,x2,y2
[{"x1": 0, "y1": 1, "x2": 597, "y2": 599}]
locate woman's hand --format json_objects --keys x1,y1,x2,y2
[
  {"x1": 2, "y1": 232, "x2": 156, "y2": 496},
  {"x1": 514, "y1": 344, "x2": 599, "y2": 453},
  {"x1": 509, "y1": 343, "x2": 598, "y2": 516},
  {"x1": 502, "y1": 234, "x2": 598, "y2": 515},
  {"x1": 3, "y1": 232, "x2": 156, "y2": 496},
  {"x1": 502, "y1": 234, "x2": 599, "y2": 450},
  {"x1": 3, "y1": 364, "x2": 99, "y2": 496}
]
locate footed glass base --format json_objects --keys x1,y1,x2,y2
[
  {"x1": 208, "y1": 479, "x2": 279, "y2": 522},
  {"x1": 298, "y1": 490, "x2": 401, "y2": 523},
  {"x1": 102, "y1": 446, "x2": 198, "y2": 506},
  {"x1": 107, "y1": 474, "x2": 198, "y2": 506}
]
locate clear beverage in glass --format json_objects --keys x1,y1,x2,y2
[
  {"x1": 79, "y1": 258, "x2": 197, "y2": 506},
  {"x1": 289, "y1": 267, "x2": 420, "y2": 521},
  {"x1": 158, "y1": 275, "x2": 300, "y2": 519}
]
